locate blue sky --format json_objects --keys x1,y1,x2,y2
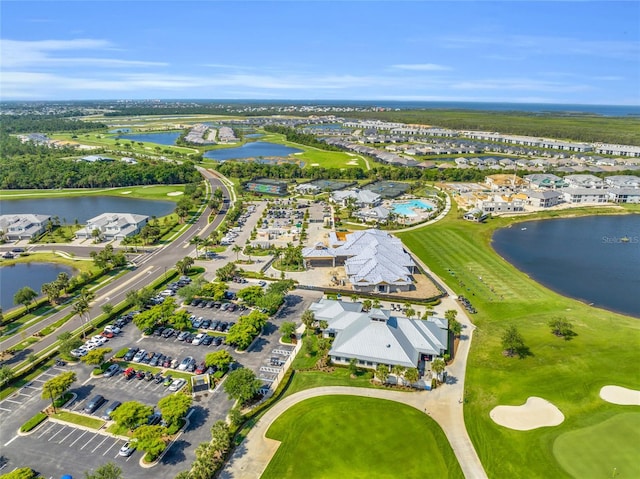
[{"x1": 1, "y1": 1, "x2": 639, "y2": 105}]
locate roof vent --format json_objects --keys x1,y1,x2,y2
[{"x1": 386, "y1": 344, "x2": 391, "y2": 348}]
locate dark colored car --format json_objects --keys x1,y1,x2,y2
[
  {"x1": 136, "y1": 370, "x2": 146, "y2": 380},
  {"x1": 101, "y1": 400, "x2": 121, "y2": 420},
  {"x1": 123, "y1": 347, "x2": 139, "y2": 361},
  {"x1": 201, "y1": 335, "x2": 213, "y2": 346},
  {"x1": 213, "y1": 336, "x2": 223, "y2": 346},
  {"x1": 153, "y1": 327, "x2": 165, "y2": 337},
  {"x1": 162, "y1": 328, "x2": 175, "y2": 338},
  {"x1": 149, "y1": 352, "x2": 162, "y2": 367},
  {"x1": 84, "y1": 395, "x2": 106, "y2": 414},
  {"x1": 210, "y1": 320, "x2": 220, "y2": 330},
  {"x1": 227, "y1": 304, "x2": 237, "y2": 312},
  {"x1": 186, "y1": 360, "x2": 197, "y2": 373},
  {"x1": 185, "y1": 333, "x2": 195, "y2": 343},
  {"x1": 162, "y1": 356, "x2": 172, "y2": 368},
  {"x1": 145, "y1": 371, "x2": 154, "y2": 381},
  {"x1": 195, "y1": 362, "x2": 206, "y2": 374},
  {"x1": 200, "y1": 320, "x2": 211, "y2": 329},
  {"x1": 154, "y1": 372, "x2": 164, "y2": 383}
]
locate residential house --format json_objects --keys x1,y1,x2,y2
[
  {"x1": 563, "y1": 174, "x2": 605, "y2": 189},
  {"x1": 604, "y1": 175, "x2": 640, "y2": 189},
  {"x1": 76, "y1": 213, "x2": 149, "y2": 240},
  {"x1": 607, "y1": 189, "x2": 640, "y2": 204},
  {"x1": 0, "y1": 214, "x2": 51, "y2": 241},
  {"x1": 331, "y1": 189, "x2": 382, "y2": 208},
  {"x1": 525, "y1": 190, "x2": 564, "y2": 208},
  {"x1": 562, "y1": 188, "x2": 609, "y2": 204}
]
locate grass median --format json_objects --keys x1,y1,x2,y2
[{"x1": 53, "y1": 411, "x2": 105, "y2": 430}]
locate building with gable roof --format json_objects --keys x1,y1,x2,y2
[
  {"x1": 330, "y1": 189, "x2": 381, "y2": 207},
  {"x1": 302, "y1": 229, "x2": 416, "y2": 293},
  {"x1": 0, "y1": 214, "x2": 51, "y2": 240},
  {"x1": 75, "y1": 213, "x2": 149, "y2": 240},
  {"x1": 309, "y1": 299, "x2": 448, "y2": 371}
]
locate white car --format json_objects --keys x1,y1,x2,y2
[
  {"x1": 83, "y1": 342, "x2": 98, "y2": 351},
  {"x1": 119, "y1": 441, "x2": 136, "y2": 457},
  {"x1": 90, "y1": 335, "x2": 108, "y2": 345},
  {"x1": 192, "y1": 333, "x2": 205, "y2": 346},
  {"x1": 70, "y1": 348, "x2": 88, "y2": 358},
  {"x1": 168, "y1": 378, "x2": 186, "y2": 392},
  {"x1": 104, "y1": 325, "x2": 121, "y2": 334},
  {"x1": 178, "y1": 356, "x2": 194, "y2": 371}
]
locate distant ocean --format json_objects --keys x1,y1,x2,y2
[{"x1": 198, "y1": 99, "x2": 640, "y2": 117}]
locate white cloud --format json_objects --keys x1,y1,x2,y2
[
  {"x1": 0, "y1": 38, "x2": 166, "y2": 69},
  {"x1": 391, "y1": 63, "x2": 451, "y2": 71}
]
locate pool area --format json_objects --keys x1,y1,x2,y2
[{"x1": 391, "y1": 199, "x2": 433, "y2": 217}]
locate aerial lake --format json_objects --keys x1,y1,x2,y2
[
  {"x1": 117, "y1": 132, "x2": 182, "y2": 145},
  {"x1": 492, "y1": 214, "x2": 640, "y2": 318},
  {"x1": 0, "y1": 196, "x2": 176, "y2": 223},
  {"x1": 204, "y1": 142, "x2": 302, "y2": 161},
  {"x1": 0, "y1": 263, "x2": 76, "y2": 311}
]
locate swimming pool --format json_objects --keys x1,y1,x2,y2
[{"x1": 392, "y1": 199, "x2": 433, "y2": 217}]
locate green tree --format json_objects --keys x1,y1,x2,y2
[
  {"x1": 0, "y1": 365, "x2": 13, "y2": 386},
  {"x1": 223, "y1": 368, "x2": 261, "y2": 405},
  {"x1": 232, "y1": 244, "x2": 242, "y2": 261},
  {"x1": 205, "y1": 350, "x2": 234, "y2": 370},
  {"x1": 14, "y1": 286, "x2": 38, "y2": 312},
  {"x1": 190, "y1": 235, "x2": 204, "y2": 258},
  {"x1": 41, "y1": 371, "x2": 76, "y2": 400},
  {"x1": 199, "y1": 281, "x2": 228, "y2": 301},
  {"x1": 176, "y1": 256, "x2": 194, "y2": 275},
  {"x1": 84, "y1": 462, "x2": 123, "y2": 479},
  {"x1": 41, "y1": 281, "x2": 62, "y2": 305},
  {"x1": 111, "y1": 401, "x2": 154, "y2": 431},
  {"x1": 348, "y1": 357, "x2": 358, "y2": 376},
  {"x1": 431, "y1": 358, "x2": 446, "y2": 383},
  {"x1": 58, "y1": 332, "x2": 83, "y2": 359},
  {"x1": 279, "y1": 321, "x2": 296, "y2": 340},
  {"x1": 215, "y1": 262, "x2": 237, "y2": 281},
  {"x1": 549, "y1": 317, "x2": 575, "y2": 339},
  {"x1": 1, "y1": 467, "x2": 37, "y2": 479},
  {"x1": 362, "y1": 299, "x2": 372, "y2": 311},
  {"x1": 376, "y1": 363, "x2": 389, "y2": 383},
  {"x1": 101, "y1": 303, "x2": 114, "y2": 316},
  {"x1": 391, "y1": 365, "x2": 405, "y2": 385},
  {"x1": 126, "y1": 287, "x2": 153, "y2": 310},
  {"x1": 444, "y1": 309, "x2": 458, "y2": 322},
  {"x1": 301, "y1": 310, "x2": 315, "y2": 330},
  {"x1": 403, "y1": 367, "x2": 420, "y2": 386},
  {"x1": 236, "y1": 286, "x2": 264, "y2": 306},
  {"x1": 405, "y1": 307, "x2": 416, "y2": 320},
  {"x1": 168, "y1": 310, "x2": 192, "y2": 331},
  {"x1": 133, "y1": 424, "x2": 167, "y2": 459},
  {"x1": 210, "y1": 420, "x2": 231, "y2": 455},
  {"x1": 502, "y1": 325, "x2": 526, "y2": 358},
  {"x1": 82, "y1": 347, "x2": 111, "y2": 365},
  {"x1": 72, "y1": 297, "x2": 91, "y2": 338},
  {"x1": 158, "y1": 393, "x2": 192, "y2": 428}
]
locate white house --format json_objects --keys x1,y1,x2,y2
[
  {"x1": 604, "y1": 175, "x2": 640, "y2": 189},
  {"x1": 76, "y1": 213, "x2": 149, "y2": 240},
  {"x1": 525, "y1": 190, "x2": 564, "y2": 208},
  {"x1": 308, "y1": 299, "x2": 448, "y2": 371},
  {"x1": 331, "y1": 189, "x2": 381, "y2": 207},
  {"x1": 607, "y1": 189, "x2": 640, "y2": 204},
  {"x1": 0, "y1": 214, "x2": 51, "y2": 240},
  {"x1": 562, "y1": 188, "x2": 609, "y2": 204},
  {"x1": 563, "y1": 174, "x2": 604, "y2": 189}
]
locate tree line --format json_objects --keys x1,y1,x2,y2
[
  {"x1": 262, "y1": 124, "x2": 343, "y2": 151},
  {"x1": 1, "y1": 115, "x2": 107, "y2": 134},
  {"x1": 0, "y1": 157, "x2": 201, "y2": 189}
]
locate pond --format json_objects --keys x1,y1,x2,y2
[
  {"x1": 492, "y1": 214, "x2": 640, "y2": 318},
  {"x1": 116, "y1": 132, "x2": 182, "y2": 145},
  {"x1": 0, "y1": 262, "x2": 76, "y2": 311},
  {"x1": 203, "y1": 141, "x2": 302, "y2": 161},
  {"x1": 0, "y1": 196, "x2": 176, "y2": 223}
]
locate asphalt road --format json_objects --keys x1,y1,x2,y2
[{"x1": 0, "y1": 168, "x2": 230, "y2": 365}]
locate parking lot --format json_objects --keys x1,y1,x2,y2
[{"x1": 0, "y1": 286, "x2": 322, "y2": 478}]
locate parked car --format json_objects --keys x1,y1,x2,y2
[
  {"x1": 84, "y1": 395, "x2": 106, "y2": 414},
  {"x1": 162, "y1": 356, "x2": 173, "y2": 368},
  {"x1": 101, "y1": 330, "x2": 115, "y2": 339},
  {"x1": 192, "y1": 333, "x2": 205, "y2": 346},
  {"x1": 220, "y1": 303, "x2": 230, "y2": 311},
  {"x1": 145, "y1": 371, "x2": 154, "y2": 381},
  {"x1": 147, "y1": 412, "x2": 162, "y2": 426},
  {"x1": 101, "y1": 400, "x2": 122, "y2": 420},
  {"x1": 161, "y1": 328, "x2": 175, "y2": 338},
  {"x1": 177, "y1": 331, "x2": 190, "y2": 341},
  {"x1": 70, "y1": 348, "x2": 88, "y2": 358},
  {"x1": 170, "y1": 358, "x2": 179, "y2": 369},
  {"x1": 168, "y1": 378, "x2": 186, "y2": 392},
  {"x1": 154, "y1": 372, "x2": 164, "y2": 384},
  {"x1": 258, "y1": 281, "x2": 267, "y2": 287},
  {"x1": 104, "y1": 325, "x2": 121, "y2": 334},
  {"x1": 186, "y1": 361, "x2": 197, "y2": 373},
  {"x1": 123, "y1": 367, "x2": 136, "y2": 380},
  {"x1": 191, "y1": 318, "x2": 202, "y2": 328},
  {"x1": 90, "y1": 335, "x2": 108, "y2": 345},
  {"x1": 136, "y1": 370, "x2": 146, "y2": 380},
  {"x1": 104, "y1": 364, "x2": 120, "y2": 377},
  {"x1": 213, "y1": 336, "x2": 223, "y2": 346},
  {"x1": 153, "y1": 327, "x2": 165, "y2": 337},
  {"x1": 119, "y1": 441, "x2": 136, "y2": 457},
  {"x1": 124, "y1": 347, "x2": 139, "y2": 361},
  {"x1": 195, "y1": 362, "x2": 206, "y2": 374},
  {"x1": 163, "y1": 375, "x2": 174, "y2": 386},
  {"x1": 201, "y1": 335, "x2": 213, "y2": 346},
  {"x1": 149, "y1": 352, "x2": 162, "y2": 367},
  {"x1": 132, "y1": 349, "x2": 146, "y2": 363},
  {"x1": 200, "y1": 320, "x2": 211, "y2": 329},
  {"x1": 178, "y1": 356, "x2": 194, "y2": 371}
]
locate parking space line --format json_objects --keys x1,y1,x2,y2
[
  {"x1": 59, "y1": 428, "x2": 76, "y2": 444},
  {"x1": 80, "y1": 433, "x2": 99, "y2": 450},
  {"x1": 48, "y1": 425, "x2": 66, "y2": 442},
  {"x1": 104, "y1": 439, "x2": 120, "y2": 456},
  {"x1": 0, "y1": 407, "x2": 12, "y2": 412},
  {"x1": 32, "y1": 379, "x2": 46, "y2": 383},
  {"x1": 37, "y1": 423, "x2": 56, "y2": 439},
  {"x1": 4, "y1": 399, "x2": 21, "y2": 405},
  {"x1": 69, "y1": 430, "x2": 87, "y2": 447},
  {"x1": 92, "y1": 436, "x2": 109, "y2": 453}
]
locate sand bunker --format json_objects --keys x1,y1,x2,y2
[
  {"x1": 346, "y1": 160, "x2": 359, "y2": 165},
  {"x1": 600, "y1": 386, "x2": 640, "y2": 406},
  {"x1": 311, "y1": 163, "x2": 320, "y2": 166},
  {"x1": 490, "y1": 397, "x2": 564, "y2": 431},
  {"x1": 120, "y1": 191, "x2": 132, "y2": 195},
  {"x1": 167, "y1": 191, "x2": 184, "y2": 196}
]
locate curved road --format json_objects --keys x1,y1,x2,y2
[{"x1": 1, "y1": 167, "x2": 230, "y2": 364}]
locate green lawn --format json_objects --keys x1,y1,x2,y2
[
  {"x1": 262, "y1": 395, "x2": 464, "y2": 479},
  {"x1": 398, "y1": 206, "x2": 640, "y2": 479},
  {"x1": 0, "y1": 184, "x2": 186, "y2": 201},
  {"x1": 53, "y1": 411, "x2": 105, "y2": 429},
  {"x1": 553, "y1": 412, "x2": 640, "y2": 479}
]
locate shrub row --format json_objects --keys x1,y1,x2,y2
[{"x1": 20, "y1": 412, "x2": 47, "y2": 432}]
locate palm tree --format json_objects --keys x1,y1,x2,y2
[
  {"x1": 190, "y1": 236, "x2": 204, "y2": 258},
  {"x1": 232, "y1": 245, "x2": 242, "y2": 261},
  {"x1": 392, "y1": 365, "x2": 405, "y2": 385},
  {"x1": 403, "y1": 368, "x2": 420, "y2": 387},
  {"x1": 431, "y1": 358, "x2": 446, "y2": 383},
  {"x1": 72, "y1": 299, "x2": 90, "y2": 339}
]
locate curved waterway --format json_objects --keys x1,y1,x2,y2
[{"x1": 492, "y1": 215, "x2": 640, "y2": 318}]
